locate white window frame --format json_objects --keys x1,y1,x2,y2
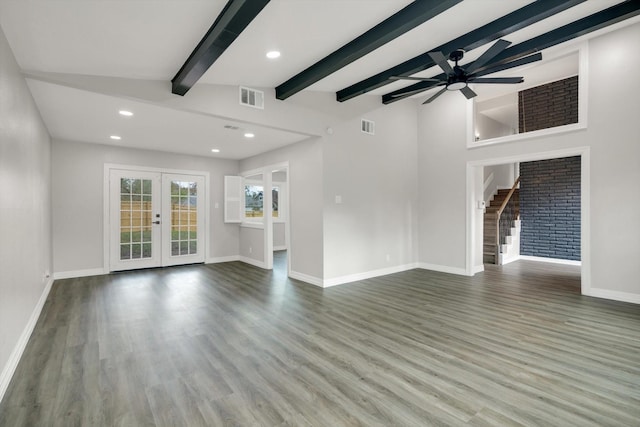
[{"x1": 467, "y1": 42, "x2": 588, "y2": 149}]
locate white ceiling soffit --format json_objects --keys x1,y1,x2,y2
[{"x1": 25, "y1": 79, "x2": 310, "y2": 160}]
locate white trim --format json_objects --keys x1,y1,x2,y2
[
  {"x1": 240, "y1": 222, "x2": 264, "y2": 229},
  {"x1": 239, "y1": 256, "x2": 267, "y2": 269},
  {"x1": 273, "y1": 245, "x2": 287, "y2": 251},
  {"x1": 470, "y1": 123, "x2": 586, "y2": 149},
  {"x1": 518, "y1": 255, "x2": 581, "y2": 266},
  {"x1": 53, "y1": 268, "x2": 106, "y2": 280},
  {"x1": 206, "y1": 255, "x2": 240, "y2": 264},
  {"x1": 418, "y1": 263, "x2": 469, "y2": 276},
  {"x1": 579, "y1": 150, "x2": 591, "y2": 296},
  {"x1": 466, "y1": 146, "x2": 591, "y2": 296},
  {"x1": 585, "y1": 289, "x2": 640, "y2": 305},
  {"x1": 323, "y1": 263, "x2": 419, "y2": 288},
  {"x1": 240, "y1": 161, "x2": 291, "y2": 275},
  {"x1": 289, "y1": 271, "x2": 324, "y2": 287},
  {"x1": 473, "y1": 265, "x2": 485, "y2": 274},
  {"x1": 103, "y1": 163, "x2": 211, "y2": 273},
  {"x1": 0, "y1": 278, "x2": 53, "y2": 403}
]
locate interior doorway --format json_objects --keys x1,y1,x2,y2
[
  {"x1": 271, "y1": 168, "x2": 288, "y2": 276},
  {"x1": 467, "y1": 147, "x2": 590, "y2": 295},
  {"x1": 107, "y1": 167, "x2": 206, "y2": 272}
]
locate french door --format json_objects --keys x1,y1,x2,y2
[{"x1": 109, "y1": 169, "x2": 205, "y2": 271}]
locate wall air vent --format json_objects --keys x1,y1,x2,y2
[
  {"x1": 239, "y1": 86, "x2": 264, "y2": 109},
  {"x1": 361, "y1": 119, "x2": 375, "y2": 135}
]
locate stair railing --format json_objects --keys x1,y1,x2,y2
[{"x1": 495, "y1": 176, "x2": 520, "y2": 263}]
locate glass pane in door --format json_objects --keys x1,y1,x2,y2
[
  {"x1": 120, "y1": 178, "x2": 153, "y2": 260},
  {"x1": 170, "y1": 181, "x2": 198, "y2": 257}
]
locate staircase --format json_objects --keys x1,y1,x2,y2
[{"x1": 483, "y1": 188, "x2": 520, "y2": 264}]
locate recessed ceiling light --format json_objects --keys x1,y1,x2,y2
[
  {"x1": 244, "y1": 132, "x2": 255, "y2": 138},
  {"x1": 211, "y1": 149, "x2": 220, "y2": 153},
  {"x1": 266, "y1": 51, "x2": 281, "y2": 59},
  {"x1": 119, "y1": 110, "x2": 133, "y2": 117},
  {"x1": 110, "y1": 135, "x2": 121, "y2": 140}
]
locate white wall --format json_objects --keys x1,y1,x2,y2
[
  {"x1": 419, "y1": 23, "x2": 640, "y2": 299},
  {"x1": 483, "y1": 163, "x2": 517, "y2": 203},
  {"x1": 322, "y1": 101, "x2": 419, "y2": 282},
  {"x1": 51, "y1": 139, "x2": 240, "y2": 275},
  {"x1": 0, "y1": 26, "x2": 53, "y2": 399},
  {"x1": 273, "y1": 223, "x2": 286, "y2": 249},
  {"x1": 240, "y1": 138, "x2": 324, "y2": 281},
  {"x1": 476, "y1": 113, "x2": 513, "y2": 141},
  {"x1": 239, "y1": 226, "x2": 265, "y2": 266},
  {"x1": 417, "y1": 94, "x2": 469, "y2": 273}
]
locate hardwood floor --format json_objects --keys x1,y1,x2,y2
[{"x1": 1, "y1": 259, "x2": 639, "y2": 426}]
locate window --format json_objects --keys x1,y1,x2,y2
[
  {"x1": 272, "y1": 186, "x2": 279, "y2": 218},
  {"x1": 244, "y1": 184, "x2": 264, "y2": 219}
]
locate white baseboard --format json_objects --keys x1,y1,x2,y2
[
  {"x1": 239, "y1": 256, "x2": 267, "y2": 269},
  {"x1": 53, "y1": 268, "x2": 106, "y2": 280},
  {"x1": 519, "y1": 255, "x2": 581, "y2": 266},
  {"x1": 273, "y1": 246, "x2": 287, "y2": 251},
  {"x1": 418, "y1": 263, "x2": 469, "y2": 276},
  {"x1": 473, "y1": 265, "x2": 485, "y2": 274},
  {"x1": 584, "y1": 288, "x2": 640, "y2": 305},
  {"x1": 0, "y1": 278, "x2": 54, "y2": 404},
  {"x1": 206, "y1": 255, "x2": 240, "y2": 264},
  {"x1": 501, "y1": 255, "x2": 520, "y2": 266},
  {"x1": 323, "y1": 263, "x2": 419, "y2": 288},
  {"x1": 289, "y1": 270, "x2": 324, "y2": 287}
]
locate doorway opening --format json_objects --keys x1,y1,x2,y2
[
  {"x1": 467, "y1": 147, "x2": 589, "y2": 295},
  {"x1": 272, "y1": 168, "x2": 288, "y2": 276},
  {"x1": 105, "y1": 166, "x2": 208, "y2": 272}
]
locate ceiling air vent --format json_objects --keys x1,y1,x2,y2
[
  {"x1": 239, "y1": 86, "x2": 264, "y2": 109},
  {"x1": 361, "y1": 119, "x2": 375, "y2": 135}
]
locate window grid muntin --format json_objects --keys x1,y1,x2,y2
[
  {"x1": 120, "y1": 178, "x2": 153, "y2": 261},
  {"x1": 170, "y1": 180, "x2": 198, "y2": 257}
]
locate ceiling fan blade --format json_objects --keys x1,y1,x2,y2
[
  {"x1": 471, "y1": 53, "x2": 542, "y2": 77},
  {"x1": 460, "y1": 86, "x2": 477, "y2": 99},
  {"x1": 389, "y1": 76, "x2": 443, "y2": 82},
  {"x1": 465, "y1": 39, "x2": 511, "y2": 74},
  {"x1": 422, "y1": 87, "x2": 448, "y2": 104},
  {"x1": 468, "y1": 77, "x2": 524, "y2": 84},
  {"x1": 428, "y1": 51, "x2": 454, "y2": 75},
  {"x1": 390, "y1": 82, "x2": 445, "y2": 98}
]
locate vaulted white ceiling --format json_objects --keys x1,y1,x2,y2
[{"x1": 0, "y1": 0, "x2": 637, "y2": 159}]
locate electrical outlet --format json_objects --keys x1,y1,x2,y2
[
  {"x1": 386, "y1": 254, "x2": 390, "y2": 262},
  {"x1": 249, "y1": 247, "x2": 252, "y2": 254}
]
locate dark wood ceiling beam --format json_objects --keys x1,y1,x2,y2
[
  {"x1": 381, "y1": 0, "x2": 640, "y2": 104},
  {"x1": 337, "y1": 0, "x2": 585, "y2": 103},
  {"x1": 172, "y1": 0, "x2": 270, "y2": 96},
  {"x1": 275, "y1": 0, "x2": 463, "y2": 101}
]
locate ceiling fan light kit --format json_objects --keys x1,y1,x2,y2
[{"x1": 390, "y1": 39, "x2": 542, "y2": 104}]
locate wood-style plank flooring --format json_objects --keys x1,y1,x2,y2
[{"x1": 1, "y1": 253, "x2": 639, "y2": 426}]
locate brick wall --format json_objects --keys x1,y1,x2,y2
[
  {"x1": 519, "y1": 156, "x2": 581, "y2": 261},
  {"x1": 518, "y1": 76, "x2": 578, "y2": 133}
]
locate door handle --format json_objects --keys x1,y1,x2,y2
[{"x1": 153, "y1": 221, "x2": 160, "y2": 225}]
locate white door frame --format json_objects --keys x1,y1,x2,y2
[
  {"x1": 239, "y1": 162, "x2": 291, "y2": 275},
  {"x1": 103, "y1": 163, "x2": 210, "y2": 272},
  {"x1": 466, "y1": 147, "x2": 590, "y2": 295}
]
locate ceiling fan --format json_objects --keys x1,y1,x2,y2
[{"x1": 390, "y1": 39, "x2": 542, "y2": 104}]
